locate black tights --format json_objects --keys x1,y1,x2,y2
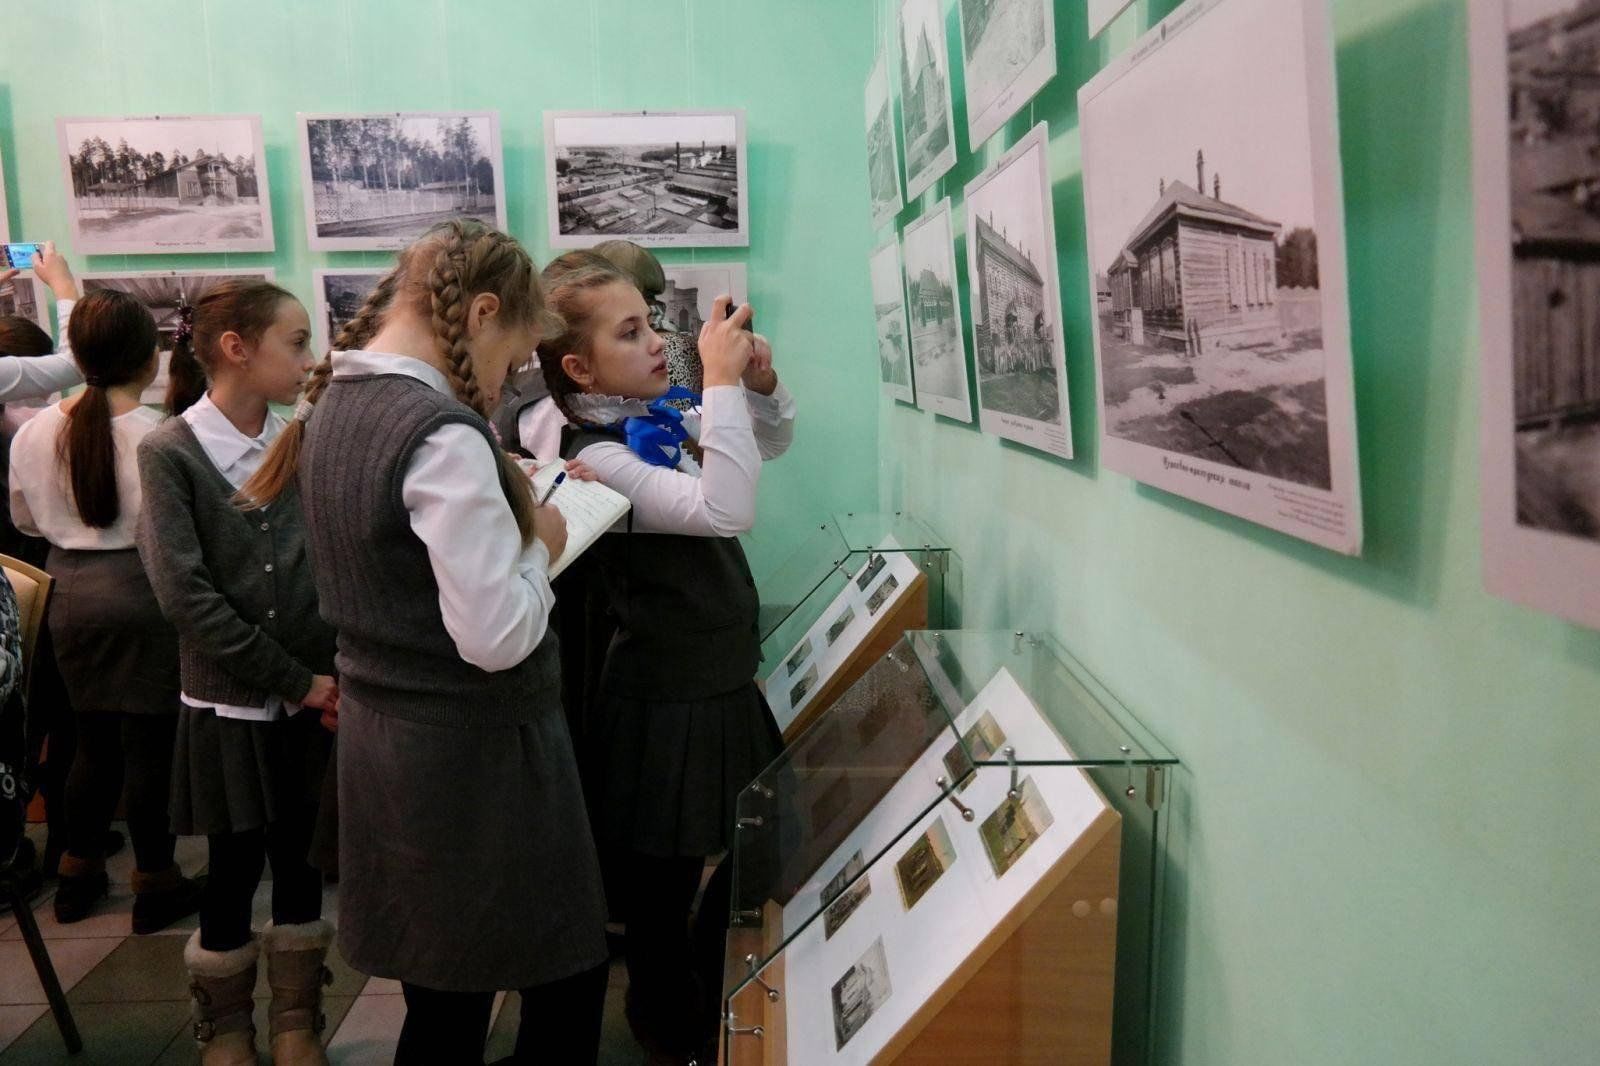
[
  {"x1": 394, "y1": 962, "x2": 609, "y2": 1065},
  {"x1": 199, "y1": 814, "x2": 322, "y2": 952},
  {"x1": 63, "y1": 712, "x2": 176, "y2": 873},
  {"x1": 620, "y1": 851, "x2": 733, "y2": 1055}
]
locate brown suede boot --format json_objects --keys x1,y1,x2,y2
[
  {"x1": 261, "y1": 919, "x2": 333, "y2": 1066},
  {"x1": 184, "y1": 930, "x2": 260, "y2": 1066},
  {"x1": 131, "y1": 864, "x2": 206, "y2": 935}
]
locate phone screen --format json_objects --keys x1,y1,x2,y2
[
  {"x1": 724, "y1": 300, "x2": 754, "y2": 332},
  {"x1": 3, "y1": 243, "x2": 41, "y2": 270}
]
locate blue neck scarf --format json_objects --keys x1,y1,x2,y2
[{"x1": 620, "y1": 387, "x2": 701, "y2": 468}]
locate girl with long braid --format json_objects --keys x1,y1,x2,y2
[{"x1": 238, "y1": 220, "x2": 608, "y2": 1065}]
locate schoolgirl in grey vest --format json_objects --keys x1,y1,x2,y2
[
  {"x1": 539, "y1": 253, "x2": 795, "y2": 1061},
  {"x1": 239, "y1": 221, "x2": 609, "y2": 1066}
]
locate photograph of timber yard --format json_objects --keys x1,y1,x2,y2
[{"x1": 554, "y1": 131, "x2": 740, "y2": 239}]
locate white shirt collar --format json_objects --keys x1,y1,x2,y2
[
  {"x1": 181, "y1": 392, "x2": 285, "y2": 476},
  {"x1": 331, "y1": 349, "x2": 453, "y2": 398}
]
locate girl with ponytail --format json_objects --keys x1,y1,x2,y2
[
  {"x1": 134, "y1": 278, "x2": 341, "y2": 1066},
  {"x1": 242, "y1": 220, "x2": 608, "y2": 1064},
  {"x1": 7, "y1": 287, "x2": 204, "y2": 934}
]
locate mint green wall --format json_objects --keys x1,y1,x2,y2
[
  {"x1": 874, "y1": 0, "x2": 1600, "y2": 1064},
  {"x1": 0, "y1": 0, "x2": 878, "y2": 575}
]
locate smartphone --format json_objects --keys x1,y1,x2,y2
[
  {"x1": 724, "y1": 299, "x2": 754, "y2": 332},
  {"x1": 2, "y1": 243, "x2": 42, "y2": 270}
]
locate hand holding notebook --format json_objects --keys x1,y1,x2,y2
[{"x1": 530, "y1": 461, "x2": 631, "y2": 578}]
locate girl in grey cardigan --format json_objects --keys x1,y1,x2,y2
[{"x1": 135, "y1": 280, "x2": 339, "y2": 1066}]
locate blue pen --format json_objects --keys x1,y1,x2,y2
[{"x1": 538, "y1": 471, "x2": 565, "y2": 506}]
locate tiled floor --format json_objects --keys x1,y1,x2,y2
[{"x1": 1, "y1": 825, "x2": 645, "y2": 1065}]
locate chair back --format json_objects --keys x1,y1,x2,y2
[{"x1": 0, "y1": 554, "x2": 53, "y2": 704}]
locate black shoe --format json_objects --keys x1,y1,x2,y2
[
  {"x1": 41, "y1": 830, "x2": 121, "y2": 882},
  {"x1": 52, "y1": 870, "x2": 110, "y2": 923},
  {"x1": 130, "y1": 870, "x2": 206, "y2": 935}
]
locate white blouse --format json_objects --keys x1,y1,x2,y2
[
  {"x1": 0, "y1": 297, "x2": 84, "y2": 402},
  {"x1": 569, "y1": 383, "x2": 797, "y2": 536},
  {"x1": 331, "y1": 350, "x2": 556, "y2": 672},
  {"x1": 178, "y1": 393, "x2": 296, "y2": 722},
  {"x1": 9, "y1": 401, "x2": 162, "y2": 550}
]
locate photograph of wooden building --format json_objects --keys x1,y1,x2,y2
[
  {"x1": 57, "y1": 115, "x2": 273, "y2": 254},
  {"x1": 898, "y1": 0, "x2": 957, "y2": 197},
  {"x1": 1080, "y1": 0, "x2": 1361, "y2": 553},
  {"x1": 957, "y1": 0, "x2": 1054, "y2": 148}
]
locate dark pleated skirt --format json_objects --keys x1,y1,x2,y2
[
  {"x1": 45, "y1": 547, "x2": 178, "y2": 716},
  {"x1": 169, "y1": 704, "x2": 331, "y2": 838},
  {"x1": 334, "y1": 693, "x2": 608, "y2": 992},
  {"x1": 586, "y1": 680, "x2": 783, "y2": 862}
]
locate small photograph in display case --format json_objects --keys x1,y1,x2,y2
[
  {"x1": 871, "y1": 239, "x2": 915, "y2": 404},
  {"x1": 980, "y1": 774, "x2": 1056, "y2": 877},
  {"x1": 826, "y1": 606, "x2": 857, "y2": 647},
  {"x1": 785, "y1": 638, "x2": 815, "y2": 679},
  {"x1": 941, "y1": 709, "x2": 1007, "y2": 791},
  {"x1": 312, "y1": 270, "x2": 385, "y2": 356},
  {"x1": 1471, "y1": 0, "x2": 1600, "y2": 629},
  {"x1": 658, "y1": 263, "x2": 747, "y2": 334},
  {"x1": 791, "y1": 662, "x2": 821, "y2": 706},
  {"x1": 821, "y1": 850, "x2": 872, "y2": 940},
  {"x1": 957, "y1": 0, "x2": 1057, "y2": 149},
  {"x1": 866, "y1": 573, "x2": 902, "y2": 615},
  {"x1": 1080, "y1": 0, "x2": 1361, "y2": 554},
  {"x1": 964, "y1": 123, "x2": 1073, "y2": 458},
  {"x1": 895, "y1": 815, "x2": 956, "y2": 910},
  {"x1": 299, "y1": 112, "x2": 504, "y2": 252},
  {"x1": 897, "y1": 0, "x2": 959, "y2": 200},
  {"x1": 832, "y1": 937, "x2": 893, "y2": 1050},
  {"x1": 855, "y1": 552, "x2": 888, "y2": 591},
  {"x1": 902, "y1": 199, "x2": 973, "y2": 422},
  {"x1": 545, "y1": 110, "x2": 747, "y2": 249},
  {"x1": 865, "y1": 52, "x2": 904, "y2": 231},
  {"x1": 57, "y1": 115, "x2": 273, "y2": 254}
]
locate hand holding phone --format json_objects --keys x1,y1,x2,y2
[
  {"x1": 2, "y1": 243, "x2": 42, "y2": 271},
  {"x1": 723, "y1": 296, "x2": 753, "y2": 333}
]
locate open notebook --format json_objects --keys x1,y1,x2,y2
[{"x1": 530, "y1": 463, "x2": 632, "y2": 578}]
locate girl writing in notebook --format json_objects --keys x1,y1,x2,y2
[
  {"x1": 238, "y1": 220, "x2": 608, "y2": 1065},
  {"x1": 538, "y1": 253, "x2": 796, "y2": 1062},
  {"x1": 136, "y1": 279, "x2": 339, "y2": 1066}
]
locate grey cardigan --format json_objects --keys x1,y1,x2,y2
[{"x1": 135, "y1": 416, "x2": 336, "y2": 709}]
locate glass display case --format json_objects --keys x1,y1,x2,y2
[
  {"x1": 723, "y1": 631, "x2": 1177, "y2": 1066},
  {"x1": 755, "y1": 513, "x2": 950, "y2": 739}
]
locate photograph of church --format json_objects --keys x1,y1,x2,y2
[{"x1": 898, "y1": 0, "x2": 957, "y2": 198}]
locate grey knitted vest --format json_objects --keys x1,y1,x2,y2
[{"x1": 299, "y1": 372, "x2": 560, "y2": 726}]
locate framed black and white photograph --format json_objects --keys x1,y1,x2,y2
[
  {"x1": 897, "y1": 0, "x2": 958, "y2": 200},
  {"x1": 1080, "y1": 0, "x2": 1361, "y2": 553},
  {"x1": 866, "y1": 51, "x2": 904, "y2": 231},
  {"x1": 963, "y1": 122, "x2": 1073, "y2": 458},
  {"x1": 544, "y1": 110, "x2": 748, "y2": 249},
  {"x1": 658, "y1": 262, "x2": 748, "y2": 335},
  {"x1": 871, "y1": 239, "x2": 915, "y2": 404},
  {"x1": 831, "y1": 937, "x2": 892, "y2": 1051},
  {"x1": 956, "y1": 0, "x2": 1056, "y2": 150},
  {"x1": 902, "y1": 198, "x2": 973, "y2": 422},
  {"x1": 0, "y1": 274, "x2": 47, "y2": 334},
  {"x1": 1472, "y1": 0, "x2": 1600, "y2": 629},
  {"x1": 80, "y1": 269, "x2": 276, "y2": 406},
  {"x1": 1088, "y1": 0, "x2": 1137, "y2": 38},
  {"x1": 311, "y1": 269, "x2": 387, "y2": 356},
  {"x1": 56, "y1": 115, "x2": 273, "y2": 255},
  {"x1": 298, "y1": 112, "x2": 505, "y2": 252}
]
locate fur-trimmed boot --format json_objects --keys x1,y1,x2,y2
[
  {"x1": 261, "y1": 919, "x2": 334, "y2": 1066},
  {"x1": 183, "y1": 930, "x2": 260, "y2": 1066}
]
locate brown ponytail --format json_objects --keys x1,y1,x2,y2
[
  {"x1": 165, "y1": 305, "x2": 206, "y2": 416},
  {"x1": 58, "y1": 289, "x2": 159, "y2": 529}
]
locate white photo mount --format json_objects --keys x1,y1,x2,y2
[
  {"x1": 79, "y1": 268, "x2": 277, "y2": 407},
  {"x1": 55, "y1": 114, "x2": 274, "y2": 255},
  {"x1": 865, "y1": 52, "x2": 905, "y2": 232},
  {"x1": 297, "y1": 111, "x2": 506, "y2": 253},
  {"x1": 901, "y1": 199, "x2": 973, "y2": 422},
  {"x1": 871, "y1": 238, "x2": 917, "y2": 405},
  {"x1": 1079, "y1": 0, "x2": 1362, "y2": 554},
  {"x1": 544, "y1": 110, "x2": 749, "y2": 250},
  {"x1": 963, "y1": 122, "x2": 1073, "y2": 458},
  {"x1": 956, "y1": 0, "x2": 1057, "y2": 150},
  {"x1": 1471, "y1": 0, "x2": 1600, "y2": 629},
  {"x1": 1088, "y1": 0, "x2": 1137, "y2": 38},
  {"x1": 659, "y1": 262, "x2": 749, "y2": 334},
  {"x1": 896, "y1": 0, "x2": 960, "y2": 201}
]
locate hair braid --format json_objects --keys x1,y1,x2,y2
[{"x1": 426, "y1": 224, "x2": 486, "y2": 416}]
